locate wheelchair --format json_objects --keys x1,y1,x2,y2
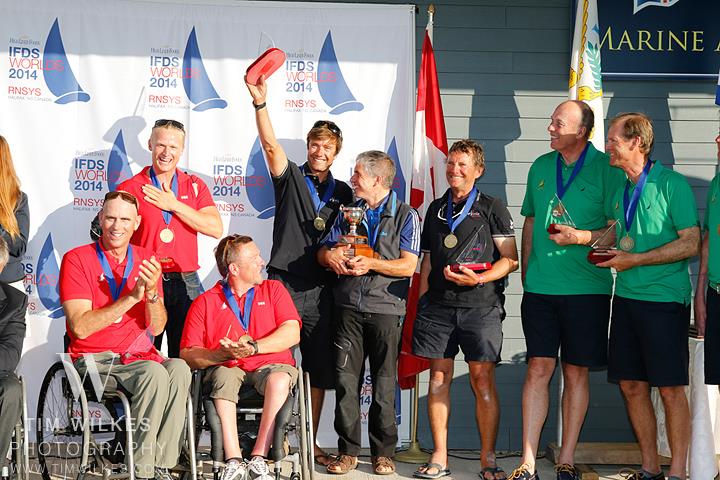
[
  {"x1": 1, "y1": 375, "x2": 29, "y2": 480},
  {"x1": 36, "y1": 357, "x2": 198, "y2": 480},
  {"x1": 190, "y1": 365, "x2": 314, "y2": 480}
]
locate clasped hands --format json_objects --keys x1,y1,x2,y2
[{"x1": 219, "y1": 337, "x2": 255, "y2": 359}]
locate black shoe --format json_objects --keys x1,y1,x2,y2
[
  {"x1": 619, "y1": 468, "x2": 665, "y2": 480},
  {"x1": 554, "y1": 464, "x2": 579, "y2": 480},
  {"x1": 509, "y1": 465, "x2": 539, "y2": 480}
]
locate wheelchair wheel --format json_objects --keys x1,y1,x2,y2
[
  {"x1": 296, "y1": 370, "x2": 314, "y2": 480},
  {"x1": 37, "y1": 361, "x2": 86, "y2": 480}
]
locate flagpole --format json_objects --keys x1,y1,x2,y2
[{"x1": 396, "y1": 4, "x2": 438, "y2": 464}]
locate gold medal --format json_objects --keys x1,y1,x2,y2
[
  {"x1": 159, "y1": 228, "x2": 174, "y2": 243},
  {"x1": 313, "y1": 217, "x2": 326, "y2": 231},
  {"x1": 619, "y1": 235, "x2": 635, "y2": 252},
  {"x1": 444, "y1": 234, "x2": 458, "y2": 249}
]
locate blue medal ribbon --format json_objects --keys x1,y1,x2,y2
[
  {"x1": 148, "y1": 168, "x2": 178, "y2": 225},
  {"x1": 361, "y1": 191, "x2": 396, "y2": 248},
  {"x1": 95, "y1": 242, "x2": 134, "y2": 301},
  {"x1": 555, "y1": 143, "x2": 589, "y2": 200},
  {"x1": 302, "y1": 165, "x2": 336, "y2": 215},
  {"x1": 445, "y1": 187, "x2": 478, "y2": 233},
  {"x1": 622, "y1": 160, "x2": 653, "y2": 234},
  {"x1": 222, "y1": 281, "x2": 255, "y2": 331}
]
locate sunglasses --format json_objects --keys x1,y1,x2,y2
[
  {"x1": 313, "y1": 120, "x2": 342, "y2": 139},
  {"x1": 104, "y1": 190, "x2": 139, "y2": 210},
  {"x1": 219, "y1": 234, "x2": 252, "y2": 268},
  {"x1": 154, "y1": 119, "x2": 185, "y2": 132}
]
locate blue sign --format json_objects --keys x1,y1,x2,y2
[{"x1": 594, "y1": 0, "x2": 720, "y2": 78}]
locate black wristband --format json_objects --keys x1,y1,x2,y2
[
  {"x1": 253, "y1": 101, "x2": 266, "y2": 111},
  {"x1": 249, "y1": 339, "x2": 259, "y2": 355}
]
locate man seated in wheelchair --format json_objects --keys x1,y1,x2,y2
[
  {"x1": 59, "y1": 191, "x2": 191, "y2": 480},
  {"x1": 179, "y1": 235, "x2": 301, "y2": 480},
  {"x1": 0, "y1": 237, "x2": 27, "y2": 472}
]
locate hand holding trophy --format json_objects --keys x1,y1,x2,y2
[
  {"x1": 547, "y1": 194, "x2": 576, "y2": 234},
  {"x1": 448, "y1": 226, "x2": 492, "y2": 273},
  {"x1": 337, "y1": 206, "x2": 375, "y2": 258},
  {"x1": 586, "y1": 220, "x2": 619, "y2": 266}
]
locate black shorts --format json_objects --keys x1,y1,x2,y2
[
  {"x1": 608, "y1": 296, "x2": 689, "y2": 387},
  {"x1": 705, "y1": 288, "x2": 720, "y2": 384},
  {"x1": 521, "y1": 292, "x2": 610, "y2": 367},
  {"x1": 411, "y1": 295, "x2": 503, "y2": 363},
  {"x1": 267, "y1": 268, "x2": 335, "y2": 389}
]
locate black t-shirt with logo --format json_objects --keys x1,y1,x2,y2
[
  {"x1": 421, "y1": 188, "x2": 515, "y2": 308},
  {"x1": 268, "y1": 160, "x2": 353, "y2": 283}
]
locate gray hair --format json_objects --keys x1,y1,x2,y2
[
  {"x1": 355, "y1": 150, "x2": 395, "y2": 189},
  {"x1": 0, "y1": 236, "x2": 8, "y2": 272}
]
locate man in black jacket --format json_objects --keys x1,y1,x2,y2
[{"x1": 0, "y1": 236, "x2": 27, "y2": 469}]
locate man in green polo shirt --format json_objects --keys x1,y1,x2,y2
[
  {"x1": 599, "y1": 113, "x2": 700, "y2": 480},
  {"x1": 510, "y1": 100, "x2": 624, "y2": 480},
  {"x1": 694, "y1": 132, "x2": 720, "y2": 382}
]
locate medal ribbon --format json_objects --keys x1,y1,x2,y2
[
  {"x1": 302, "y1": 165, "x2": 336, "y2": 215},
  {"x1": 95, "y1": 242, "x2": 135, "y2": 301},
  {"x1": 445, "y1": 187, "x2": 478, "y2": 234},
  {"x1": 622, "y1": 160, "x2": 653, "y2": 234},
  {"x1": 362, "y1": 191, "x2": 397, "y2": 248},
  {"x1": 555, "y1": 143, "x2": 589, "y2": 200},
  {"x1": 148, "y1": 168, "x2": 178, "y2": 226},
  {"x1": 222, "y1": 281, "x2": 255, "y2": 331}
]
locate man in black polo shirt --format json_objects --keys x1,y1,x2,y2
[
  {"x1": 318, "y1": 150, "x2": 420, "y2": 476},
  {"x1": 245, "y1": 75, "x2": 353, "y2": 465},
  {"x1": 411, "y1": 140, "x2": 518, "y2": 480}
]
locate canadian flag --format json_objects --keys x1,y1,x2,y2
[{"x1": 398, "y1": 20, "x2": 448, "y2": 389}]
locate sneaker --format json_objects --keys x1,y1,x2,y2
[
  {"x1": 154, "y1": 467, "x2": 174, "y2": 480},
  {"x1": 619, "y1": 469, "x2": 665, "y2": 480},
  {"x1": 554, "y1": 464, "x2": 579, "y2": 480},
  {"x1": 247, "y1": 456, "x2": 272, "y2": 480},
  {"x1": 509, "y1": 465, "x2": 539, "y2": 480},
  {"x1": 221, "y1": 459, "x2": 248, "y2": 480}
]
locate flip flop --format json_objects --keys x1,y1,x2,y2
[
  {"x1": 314, "y1": 452, "x2": 336, "y2": 466},
  {"x1": 414, "y1": 462, "x2": 451, "y2": 479},
  {"x1": 479, "y1": 466, "x2": 507, "y2": 480}
]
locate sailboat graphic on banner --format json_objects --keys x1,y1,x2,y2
[
  {"x1": 318, "y1": 31, "x2": 364, "y2": 115},
  {"x1": 182, "y1": 27, "x2": 228, "y2": 112},
  {"x1": 37, "y1": 233, "x2": 64, "y2": 318},
  {"x1": 387, "y1": 137, "x2": 406, "y2": 202},
  {"x1": 107, "y1": 130, "x2": 133, "y2": 192},
  {"x1": 245, "y1": 137, "x2": 274, "y2": 219},
  {"x1": 43, "y1": 18, "x2": 90, "y2": 104}
]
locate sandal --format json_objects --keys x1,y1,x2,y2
[
  {"x1": 326, "y1": 454, "x2": 358, "y2": 475},
  {"x1": 314, "y1": 451, "x2": 337, "y2": 467},
  {"x1": 372, "y1": 456, "x2": 396, "y2": 475},
  {"x1": 480, "y1": 466, "x2": 507, "y2": 480},
  {"x1": 414, "y1": 462, "x2": 451, "y2": 479}
]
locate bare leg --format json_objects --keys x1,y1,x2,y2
[
  {"x1": 659, "y1": 386, "x2": 690, "y2": 479},
  {"x1": 519, "y1": 357, "x2": 556, "y2": 471},
  {"x1": 619, "y1": 381, "x2": 661, "y2": 475},
  {"x1": 311, "y1": 387, "x2": 327, "y2": 457},
  {"x1": 557, "y1": 362, "x2": 590, "y2": 465},
  {"x1": 251, "y1": 372, "x2": 291, "y2": 457},
  {"x1": 424, "y1": 358, "x2": 453, "y2": 474},
  {"x1": 214, "y1": 398, "x2": 242, "y2": 460},
  {"x1": 468, "y1": 361, "x2": 500, "y2": 470}
]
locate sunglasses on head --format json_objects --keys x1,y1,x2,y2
[
  {"x1": 154, "y1": 119, "x2": 185, "y2": 132},
  {"x1": 313, "y1": 120, "x2": 342, "y2": 139},
  {"x1": 220, "y1": 234, "x2": 252, "y2": 267},
  {"x1": 104, "y1": 190, "x2": 139, "y2": 210}
]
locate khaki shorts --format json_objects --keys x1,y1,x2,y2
[{"x1": 204, "y1": 363, "x2": 298, "y2": 402}]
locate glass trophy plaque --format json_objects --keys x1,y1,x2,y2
[
  {"x1": 586, "y1": 220, "x2": 618, "y2": 266},
  {"x1": 448, "y1": 226, "x2": 492, "y2": 273},
  {"x1": 547, "y1": 194, "x2": 576, "y2": 234}
]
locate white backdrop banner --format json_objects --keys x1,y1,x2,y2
[{"x1": 1, "y1": 0, "x2": 415, "y2": 446}]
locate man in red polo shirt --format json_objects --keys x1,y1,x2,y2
[
  {"x1": 59, "y1": 191, "x2": 191, "y2": 480},
  {"x1": 119, "y1": 119, "x2": 223, "y2": 358},
  {"x1": 180, "y1": 235, "x2": 301, "y2": 480}
]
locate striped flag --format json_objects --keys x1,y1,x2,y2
[
  {"x1": 397, "y1": 16, "x2": 448, "y2": 390},
  {"x1": 569, "y1": 0, "x2": 604, "y2": 150}
]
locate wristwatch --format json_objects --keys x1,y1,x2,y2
[
  {"x1": 247, "y1": 339, "x2": 259, "y2": 355},
  {"x1": 146, "y1": 292, "x2": 160, "y2": 304}
]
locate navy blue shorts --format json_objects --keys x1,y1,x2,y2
[
  {"x1": 608, "y1": 296, "x2": 689, "y2": 387},
  {"x1": 521, "y1": 292, "x2": 610, "y2": 367},
  {"x1": 704, "y1": 287, "x2": 720, "y2": 384}
]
